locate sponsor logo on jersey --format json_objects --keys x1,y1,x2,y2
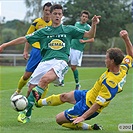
[
  {"x1": 109, "y1": 80, "x2": 115, "y2": 84},
  {"x1": 48, "y1": 39, "x2": 65, "y2": 50}
]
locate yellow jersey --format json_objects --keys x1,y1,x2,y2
[
  {"x1": 86, "y1": 55, "x2": 132, "y2": 113},
  {"x1": 26, "y1": 18, "x2": 52, "y2": 49}
]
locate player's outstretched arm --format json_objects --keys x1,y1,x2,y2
[
  {"x1": 0, "y1": 37, "x2": 27, "y2": 53},
  {"x1": 84, "y1": 15, "x2": 101, "y2": 39},
  {"x1": 80, "y1": 38, "x2": 94, "y2": 43},
  {"x1": 120, "y1": 30, "x2": 133, "y2": 58}
]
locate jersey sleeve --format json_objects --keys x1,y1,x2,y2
[
  {"x1": 87, "y1": 24, "x2": 91, "y2": 31},
  {"x1": 26, "y1": 25, "x2": 36, "y2": 35},
  {"x1": 121, "y1": 55, "x2": 132, "y2": 68},
  {"x1": 74, "y1": 22, "x2": 79, "y2": 27},
  {"x1": 95, "y1": 87, "x2": 110, "y2": 107},
  {"x1": 63, "y1": 25, "x2": 85, "y2": 40},
  {"x1": 25, "y1": 29, "x2": 44, "y2": 45},
  {"x1": 95, "y1": 78, "x2": 118, "y2": 107},
  {"x1": 71, "y1": 26, "x2": 85, "y2": 39},
  {"x1": 26, "y1": 19, "x2": 38, "y2": 34}
]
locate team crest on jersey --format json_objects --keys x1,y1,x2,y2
[
  {"x1": 124, "y1": 58, "x2": 130, "y2": 64},
  {"x1": 48, "y1": 39, "x2": 65, "y2": 50}
]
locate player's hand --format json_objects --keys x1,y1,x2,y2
[
  {"x1": 23, "y1": 51, "x2": 29, "y2": 60},
  {"x1": 0, "y1": 44, "x2": 4, "y2": 53},
  {"x1": 120, "y1": 30, "x2": 128, "y2": 39},
  {"x1": 72, "y1": 116, "x2": 85, "y2": 124},
  {"x1": 92, "y1": 15, "x2": 101, "y2": 25},
  {"x1": 79, "y1": 39, "x2": 85, "y2": 43}
]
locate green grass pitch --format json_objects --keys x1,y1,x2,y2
[{"x1": 0, "y1": 66, "x2": 132, "y2": 133}]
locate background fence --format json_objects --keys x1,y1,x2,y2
[{"x1": 0, "y1": 54, "x2": 106, "y2": 67}]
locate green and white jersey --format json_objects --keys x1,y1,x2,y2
[
  {"x1": 25, "y1": 24, "x2": 85, "y2": 62},
  {"x1": 71, "y1": 22, "x2": 91, "y2": 52}
]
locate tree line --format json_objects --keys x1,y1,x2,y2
[{"x1": 0, "y1": 0, "x2": 132, "y2": 54}]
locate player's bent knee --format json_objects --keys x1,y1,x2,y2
[
  {"x1": 23, "y1": 72, "x2": 32, "y2": 80},
  {"x1": 55, "y1": 114, "x2": 62, "y2": 125},
  {"x1": 60, "y1": 93, "x2": 68, "y2": 102}
]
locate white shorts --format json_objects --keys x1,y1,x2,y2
[
  {"x1": 28, "y1": 59, "x2": 68, "y2": 85},
  {"x1": 69, "y1": 48, "x2": 83, "y2": 66}
]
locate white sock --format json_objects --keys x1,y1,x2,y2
[
  {"x1": 42, "y1": 99, "x2": 48, "y2": 105},
  {"x1": 82, "y1": 123, "x2": 91, "y2": 130}
]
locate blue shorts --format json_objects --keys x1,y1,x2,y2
[
  {"x1": 26, "y1": 47, "x2": 42, "y2": 72},
  {"x1": 64, "y1": 90, "x2": 99, "y2": 122}
]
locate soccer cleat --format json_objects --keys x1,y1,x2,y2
[
  {"x1": 17, "y1": 112, "x2": 30, "y2": 124},
  {"x1": 54, "y1": 83, "x2": 64, "y2": 87},
  {"x1": 10, "y1": 91, "x2": 19, "y2": 100},
  {"x1": 22, "y1": 117, "x2": 30, "y2": 123},
  {"x1": 17, "y1": 112, "x2": 26, "y2": 122},
  {"x1": 91, "y1": 124, "x2": 103, "y2": 130},
  {"x1": 32, "y1": 88, "x2": 40, "y2": 102},
  {"x1": 75, "y1": 85, "x2": 81, "y2": 90},
  {"x1": 18, "y1": 116, "x2": 30, "y2": 124}
]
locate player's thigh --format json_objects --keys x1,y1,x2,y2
[{"x1": 40, "y1": 68, "x2": 57, "y2": 83}]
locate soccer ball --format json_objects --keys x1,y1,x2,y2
[{"x1": 11, "y1": 95, "x2": 28, "y2": 111}]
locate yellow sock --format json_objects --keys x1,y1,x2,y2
[
  {"x1": 16, "y1": 76, "x2": 28, "y2": 93},
  {"x1": 46, "y1": 94, "x2": 64, "y2": 106},
  {"x1": 38, "y1": 94, "x2": 64, "y2": 106},
  {"x1": 62, "y1": 123, "x2": 83, "y2": 130},
  {"x1": 37, "y1": 99, "x2": 43, "y2": 106},
  {"x1": 41, "y1": 85, "x2": 49, "y2": 98},
  {"x1": 62, "y1": 122, "x2": 92, "y2": 130}
]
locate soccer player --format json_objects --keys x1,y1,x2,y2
[
  {"x1": 69, "y1": 10, "x2": 94, "y2": 90},
  {"x1": 55, "y1": 10, "x2": 94, "y2": 89},
  {"x1": 36, "y1": 30, "x2": 133, "y2": 130},
  {"x1": 11, "y1": 2, "x2": 52, "y2": 99},
  {"x1": 0, "y1": 4, "x2": 100, "y2": 123}
]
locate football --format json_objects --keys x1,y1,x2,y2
[{"x1": 11, "y1": 95, "x2": 28, "y2": 111}]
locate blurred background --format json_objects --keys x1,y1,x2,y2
[{"x1": 0, "y1": 0, "x2": 133, "y2": 67}]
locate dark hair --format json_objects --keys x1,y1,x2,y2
[
  {"x1": 81, "y1": 10, "x2": 90, "y2": 17},
  {"x1": 43, "y1": 2, "x2": 52, "y2": 10},
  {"x1": 50, "y1": 4, "x2": 63, "y2": 13},
  {"x1": 106, "y1": 48, "x2": 124, "y2": 65}
]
